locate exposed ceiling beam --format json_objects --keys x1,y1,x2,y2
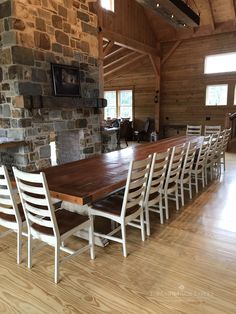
[
  {"x1": 207, "y1": 0, "x2": 215, "y2": 30},
  {"x1": 104, "y1": 51, "x2": 137, "y2": 70},
  {"x1": 104, "y1": 54, "x2": 146, "y2": 78},
  {"x1": 161, "y1": 40, "x2": 182, "y2": 65},
  {"x1": 149, "y1": 54, "x2": 160, "y2": 89},
  {"x1": 103, "y1": 40, "x2": 115, "y2": 58},
  {"x1": 104, "y1": 47, "x2": 127, "y2": 59},
  {"x1": 104, "y1": 55, "x2": 148, "y2": 83},
  {"x1": 102, "y1": 28, "x2": 159, "y2": 56}
]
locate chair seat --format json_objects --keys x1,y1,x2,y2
[
  {"x1": 0, "y1": 203, "x2": 25, "y2": 222},
  {"x1": 92, "y1": 195, "x2": 140, "y2": 217},
  {"x1": 32, "y1": 209, "x2": 89, "y2": 236}
]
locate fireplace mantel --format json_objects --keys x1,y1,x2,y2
[{"x1": 14, "y1": 95, "x2": 107, "y2": 110}]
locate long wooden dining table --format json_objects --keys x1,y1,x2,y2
[{"x1": 43, "y1": 135, "x2": 203, "y2": 206}]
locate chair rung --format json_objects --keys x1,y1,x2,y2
[
  {"x1": 127, "y1": 222, "x2": 141, "y2": 229},
  {"x1": 148, "y1": 208, "x2": 160, "y2": 214},
  {"x1": 93, "y1": 232, "x2": 123, "y2": 243},
  {"x1": 60, "y1": 244, "x2": 91, "y2": 264}
]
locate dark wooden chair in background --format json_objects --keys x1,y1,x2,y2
[
  {"x1": 133, "y1": 118, "x2": 154, "y2": 142},
  {"x1": 119, "y1": 120, "x2": 133, "y2": 147}
]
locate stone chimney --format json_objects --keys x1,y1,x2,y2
[{"x1": 0, "y1": 0, "x2": 102, "y2": 171}]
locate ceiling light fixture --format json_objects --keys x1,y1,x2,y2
[{"x1": 136, "y1": 0, "x2": 200, "y2": 28}]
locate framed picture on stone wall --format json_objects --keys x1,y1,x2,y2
[{"x1": 51, "y1": 63, "x2": 81, "y2": 97}]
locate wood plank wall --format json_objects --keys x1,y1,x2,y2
[
  {"x1": 160, "y1": 32, "x2": 236, "y2": 137},
  {"x1": 102, "y1": 0, "x2": 157, "y2": 47},
  {"x1": 104, "y1": 57, "x2": 157, "y2": 130}
]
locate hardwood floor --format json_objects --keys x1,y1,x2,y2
[{"x1": 1, "y1": 152, "x2": 236, "y2": 313}]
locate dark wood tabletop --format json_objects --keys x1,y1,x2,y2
[{"x1": 43, "y1": 135, "x2": 203, "y2": 205}]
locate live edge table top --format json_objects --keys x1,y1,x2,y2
[{"x1": 43, "y1": 135, "x2": 203, "y2": 205}]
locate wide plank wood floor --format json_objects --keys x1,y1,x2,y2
[{"x1": 1, "y1": 152, "x2": 236, "y2": 313}]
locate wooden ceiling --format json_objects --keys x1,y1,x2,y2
[
  {"x1": 100, "y1": 0, "x2": 236, "y2": 84},
  {"x1": 144, "y1": 0, "x2": 236, "y2": 41}
]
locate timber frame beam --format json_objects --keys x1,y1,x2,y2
[
  {"x1": 102, "y1": 28, "x2": 159, "y2": 56},
  {"x1": 161, "y1": 40, "x2": 182, "y2": 65}
]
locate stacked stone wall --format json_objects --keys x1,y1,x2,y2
[{"x1": 0, "y1": 0, "x2": 101, "y2": 170}]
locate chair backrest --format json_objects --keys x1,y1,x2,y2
[
  {"x1": 206, "y1": 133, "x2": 219, "y2": 163},
  {"x1": 144, "y1": 150, "x2": 170, "y2": 207},
  {"x1": 204, "y1": 125, "x2": 221, "y2": 136},
  {"x1": 214, "y1": 130, "x2": 225, "y2": 159},
  {"x1": 186, "y1": 125, "x2": 202, "y2": 136},
  {"x1": 144, "y1": 118, "x2": 150, "y2": 133},
  {"x1": 194, "y1": 139, "x2": 209, "y2": 170},
  {"x1": 180, "y1": 142, "x2": 197, "y2": 180},
  {"x1": 164, "y1": 145, "x2": 185, "y2": 190},
  {"x1": 0, "y1": 165, "x2": 22, "y2": 229},
  {"x1": 13, "y1": 167, "x2": 59, "y2": 242},
  {"x1": 119, "y1": 120, "x2": 132, "y2": 138},
  {"x1": 121, "y1": 155, "x2": 152, "y2": 218},
  {"x1": 222, "y1": 128, "x2": 231, "y2": 151}
]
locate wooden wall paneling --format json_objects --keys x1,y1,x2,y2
[
  {"x1": 102, "y1": 0, "x2": 157, "y2": 48},
  {"x1": 104, "y1": 57, "x2": 157, "y2": 130},
  {"x1": 160, "y1": 31, "x2": 236, "y2": 137}
]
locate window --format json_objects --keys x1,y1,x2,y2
[
  {"x1": 104, "y1": 90, "x2": 133, "y2": 120},
  {"x1": 101, "y1": 0, "x2": 114, "y2": 12},
  {"x1": 204, "y1": 52, "x2": 236, "y2": 74},
  {"x1": 205, "y1": 84, "x2": 228, "y2": 106}
]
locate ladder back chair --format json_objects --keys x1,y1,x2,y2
[
  {"x1": 177, "y1": 141, "x2": 197, "y2": 206},
  {"x1": 161, "y1": 145, "x2": 185, "y2": 220},
  {"x1": 0, "y1": 165, "x2": 26, "y2": 264},
  {"x1": 13, "y1": 167, "x2": 94, "y2": 284},
  {"x1": 186, "y1": 125, "x2": 202, "y2": 136},
  {"x1": 204, "y1": 133, "x2": 219, "y2": 184},
  {"x1": 144, "y1": 150, "x2": 169, "y2": 236},
  {"x1": 212, "y1": 130, "x2": 226, "y2": 178},
  {"x1": 220, "y1": 128, "x2": 231, "y2": 171},
  {"x1": 204, "y1": 125, "x2": 221, "y2": 136},
  {"x1": 89, "y1": 155, "x2": 152, "y2": 257},
  {"x1": 191, "y1": 136, "x2": 210, "y2": 193}
]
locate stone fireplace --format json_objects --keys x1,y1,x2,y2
[{"x1": 0, "y1": 0, "x2": 103, "y2": 171}]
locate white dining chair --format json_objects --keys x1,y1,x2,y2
[
  {"x1": 0, "y1": 165, "x2": 26, "y2": 264},
  {"x1": 13, "y1": 167, "x2": 95, "y2": 284},
  {"x1": 204, "y1": 125, "x2": 221, "y2": 136},
  {"x1": 89, "y1": 155, "x2": 152, "y2": 257},
  {"x1": 191, "y1": 136, "x2": 210, "y2": 193},
  {"x1": 144, "y1": 150, "x2": 169, "y2": 236},
  {"x1": 177, "y1": 141, "x2": 197, "y2": 206},
  {"x1": 186, "y1": 125, "x2": 202, "y2": 136},
  {"x1": 161, "y1": 145, "x2": 185, "y2": 220},
  {"x1": 219, "y1": 128, "x2": 231, "y2": 171},
  {"x1": 204, "y1": 133, "x2": 219, "y2": 184},
  {"x1": 211, "y1": 130, "x2": 226, "y2": 179}
]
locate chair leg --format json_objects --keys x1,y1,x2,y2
[
  {"x1": 205, "y1": 168, "x2": 208, "y2": 185},
  {"x1": 175, "y1": 190, "x2": 179, "y2": 211},
  {"x1": 189, "y1": 179, "x2": 192, "y2": 199},
  {"x1": 195, "y1": 174, "x2": 198, "y2": 193},
  {"x1": 145, "y1": 206, "x2": 151, "y2": 236},
  {"x1": 28, "y1": 233, "x2": 32, "y2": 269},
  {"x1": 180, "y1": 184, "x2": 184, "y2": 207},
  {"x1": 159, "y1": 198, "x2": 164, "y2": 224},
  {"x1": 17, "y1": 227, "x2": 22, "y2": 264},
  {"x1": 121, "y1": 222, "x2": 127, "y2": 257},
  {"x1": 89, "y1": 216, "x2": 95, "y2": 260},
  {"x1": 202, "y1": 169, "x2": 205, "y2": 188},
  {"x1": 55, "y1": 242, "x2": 60, "y2": 284},
  {"x1": 164, "y1": 194, "x2": 169, "y2": 220},
  {"x1": 140, "y1": 212, "x2": 145, "y2": 241}
]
